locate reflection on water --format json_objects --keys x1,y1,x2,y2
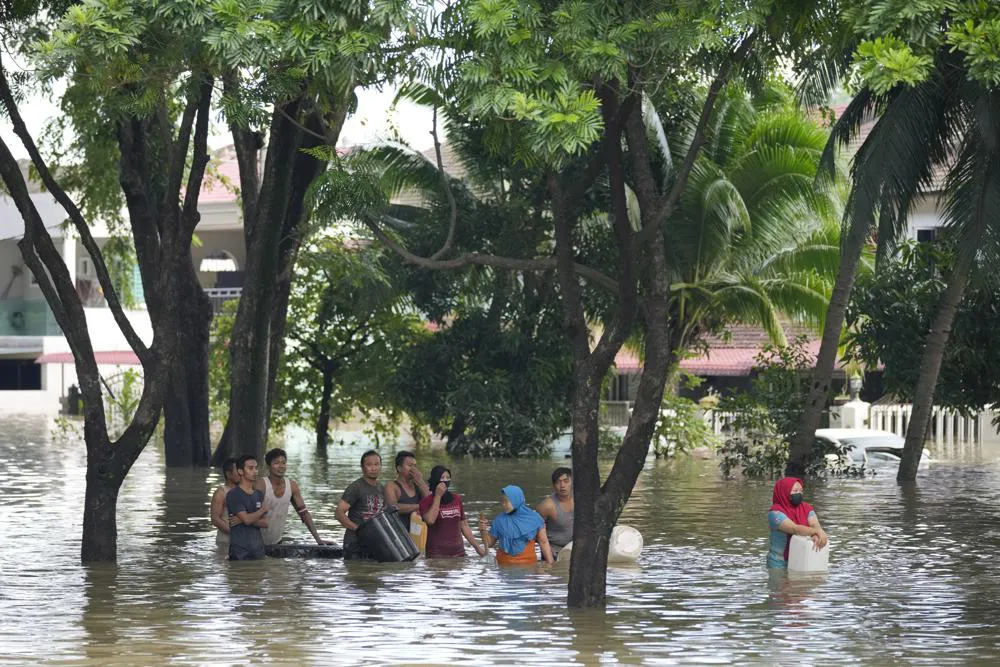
[{"x1": 4, "y1": 415, "x2": 1000, "y2": 663}]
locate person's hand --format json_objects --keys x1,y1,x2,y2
[
  {"x1": 229, "y1": 515, "x2": 240, "y2": 527},
  {"x1": 411, "y1": 467, "x2": 424, "y2": 484},
  {"x1": 435, "y1": 482, "x2": 447, "y2": 497},
  {"x1": 478, "y1": 517, "x2": 489, "y2": 533},
  {"x1": 257, "y1": 519, "x2": 268, "y2": 528},
  {"x1": 812, "y1": 530, "x2": 828, "y2": 550},
  {"x1": 475, "y1": 544, "x2": 487, "y2": 557}
]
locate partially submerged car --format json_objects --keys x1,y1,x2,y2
[{"x1": 816, "y1": 428, "x2": 932, "y2": 471}]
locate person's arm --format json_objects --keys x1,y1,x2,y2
[
  {"x1": 478, "y1": 515, "x2": 496, "y2": 549},
  {"x1": 229, "y1": 499, "x2": 268, "y2": 527},
  {"x1": 536, "y1": 526, "x2": 554, "y2": 564},
  {"x1": 386, "y1": 482, "x2": 421, "y2": 516},
  {"x1": 535, "y1": 497, "x2": 555, "y2": 523},
  {"x1": 422, "y1": 482, "x2": 447, "y2": 524},
  {"x1": 460, "y1": 520, "x2": 487, "y2": 556},
  {"x1": 335, "y1": 498, "x2": 357, "y2": 531},
  {"x1": 290, "y1": 481, "x2": 328, "y2": 544},
  {"x1": 210, "y1": 488, "x2": 230, "y2": 534},
  {"x1": 807, "y1": 513, "x2": 828, "y2": 549},
  {"x1": 778, "y1": 519, "x2": 819, "y2": 538}
]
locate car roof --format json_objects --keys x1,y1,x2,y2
[{"x1": 815, "y1": 428, "x2": 902, "y2": 440}]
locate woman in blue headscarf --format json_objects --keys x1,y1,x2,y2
[{"x1": 478, "y1": 485, "x2": 555, "y2": 565}]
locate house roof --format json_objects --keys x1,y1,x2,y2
[
  {"x1": 35, "y1": 350, "x2": 141, "y2": 365},
  {"x1": 613, "y1": 324, "x2": 847, "y2": 377}
]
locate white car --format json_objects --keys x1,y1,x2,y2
[{"x1": 815, "y1": 428, "x2": 932, "y2": 470}]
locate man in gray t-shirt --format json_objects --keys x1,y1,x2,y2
[
  {"x1": 226, "y1": 454, "x2": 269, "y2": 560},
  {"x1": 335, "y1": 450, "x2": 385, "y2": 559}
]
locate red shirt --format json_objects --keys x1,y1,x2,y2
[{"x1": 418, "y1": 493, "x2": 467, "y2": 558}]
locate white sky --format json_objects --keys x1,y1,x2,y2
[{"x1": 0, "y1": 66, "x2": 437, "y2": 160}]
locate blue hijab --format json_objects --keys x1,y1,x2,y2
[{"x1": 490, "y1": 485, "x2": 544, "y2": 555}]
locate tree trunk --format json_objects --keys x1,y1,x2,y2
[
  {"x1": 787, "y1": 216, "x2": 871, "y2": 468},
  {"x1": 225, "y1": 103, "x2": 304, "y2": 460},
  {"x1": 566, "y1": 376, "x2": 611, "y2": 607},
  {"x1": 445, "y1": 413, "x2": 468, "y2": 454},
  {"x1": 81, "y1": 453, "x2": 123, "y2": 563},
  {"x1": 316, "y1": 365, "x2": 334, "y2": 451},
  {"x1": 897, "y1": 251, "x2": 973, "y2": 481},
  {"x1": 163, "y1": 263, "x2": 212, "y2": 466}
]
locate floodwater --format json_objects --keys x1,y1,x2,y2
[{"x1": 4, "y1": 415, "x2": 1000, "y2": 665}]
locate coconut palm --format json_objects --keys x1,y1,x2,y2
[
  {"x1": 788, "y1": 50, "x2": 1000, "y2": 481},
  {"x1": 641, "y1": 87, "x2": 846, "y2": 372}
]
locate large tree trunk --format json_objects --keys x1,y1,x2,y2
[
  {"x1": 316, "y1": 364, "x2": 334, "y2": 451},
  {"x1": 81, "y1": 449, "x2": 123, "y2": 562},
  {"x1": 897, "y1": 251, "x2": 973, "y2": 481},
  {"x1": 213, "y1": 105, "x2": 336, "y2": 464},
  {"x1": 163, "y1": 261, "x2": 212, "y2": 466},
  {"x1": 225, "y1": 102, "x2": 304, "y2": 460},
  {"x1": 787, "y1": 216, "x2": 871, "y2": 468}
]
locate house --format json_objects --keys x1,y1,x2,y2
[{"x1": 0, "y1": 151, "x2": 246, "y2": 413}]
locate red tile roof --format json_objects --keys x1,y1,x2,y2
[
  {"x1": 613, "y1": 325, "x2": 846, "y2": 377},
  {"x1": 35, "y1": 351, "x2": 141, "y2": 365}
]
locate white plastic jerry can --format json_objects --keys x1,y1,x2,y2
[{"x1": 787, "y1": 534, "x2": 830, "y2": 572}]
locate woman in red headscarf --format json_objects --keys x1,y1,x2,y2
[{"x1": 767, "y1": 477, "x2": 828, "y2": 569}]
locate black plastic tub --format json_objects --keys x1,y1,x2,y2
[{"x1": 356, "y1": 509, "x2": 420, "y2": 562}]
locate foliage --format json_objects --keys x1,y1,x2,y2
[
  {"x1": 208, "y1": 298, "x2": 239, "y2": 426},
  {"x1": 716, "y1": 337, "x2": 840, "y2": 477},
  {"x1": 847, "y1": 239, "x2": 1000, "y2": 415},
  {"x1": 660, "y1": 85, "x2": 844, "y2": 352},
  {"x1": 653, "y1": 390, "x2": 720, "y2": 459},
  {"x1": 274, "y1": 237, "x2": 423, "y2": 444},
  {"x1": 847, "y1": 1, "x2": 1000, "y2": 91},
  {"x1": 103, "y1": 368, "x2": 143, "y2": 439}
]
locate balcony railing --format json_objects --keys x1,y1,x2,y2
[
  {"x1": 0, "y1": 299, "x2": 61, "y2": 336},
  {"x1": 204, "y1": 287, "x2": 242, "y2": 315}
]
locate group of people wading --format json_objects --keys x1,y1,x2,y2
[{"x1": 211, "y1": 448, "x2": 575, "y2": 564}]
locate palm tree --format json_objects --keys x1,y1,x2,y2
[
  {"x1": 637, "y1": 88, "x2": 845, "y2": 376},
  {"x1": 788, "y1": 51, "x2": 1000, "y2": 481}
]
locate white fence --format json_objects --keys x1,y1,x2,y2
[
  {"x1": 700, "y1": 403, "x2": 993, "y2": 446},
  {"x1": 869, "y1": 404, "x2": 989, "y2": 446},
  {"x1": 204, "y1": 287, "x2": 242, "y2": 314}
]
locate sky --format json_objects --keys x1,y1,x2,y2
[{"x1": 0, "y1": 56, "x2": 437, "y2": 161}]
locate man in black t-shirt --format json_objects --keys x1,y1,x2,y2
[
  {"x1": 335, "y1": 450, "x2": 385, "y2": 559},
  {"x1": 226, "y1": 454, "x2": 268, "y2": 560}
]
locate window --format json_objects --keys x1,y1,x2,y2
[{"x1": 917, "y1": 228, "x2": 938, "y2": 243}]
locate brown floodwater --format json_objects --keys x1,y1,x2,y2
[{"x1": 3, "y1": 414, "x2": 1000, "y2": 665}]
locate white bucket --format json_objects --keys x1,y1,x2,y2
[
  {"x1": 787, "y1": 534, "x2": 829, "y2": 572},
  {"x1": 555, "y1": 525, "x2": 643, "y2": 564}
]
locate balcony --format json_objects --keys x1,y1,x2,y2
[
  {"x1": 204, "y1": 287, "x2": 242, "y2": 315},
  {"x1": 0, "y1": 299, "x2": 61, "y2": 336}
]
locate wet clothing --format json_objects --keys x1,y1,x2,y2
[
  {"x1": 341, "y1": 478, "x2": 385, "y2": 560},
  {"x1": 392, "y1": 480, "x2": 424, "y2": 530},
  {"x1": 261, "y1": 477, "x2": 293, "y2": 545},
  {"x1": 418, "y1": 493, "x2": 467, "y2": 558},
  {"x1": 768, "y1": 509, "x2": 816, "y2": 569},
  {"x1": 490, "y1": 485, "x2": 544, "y2": 557},
  {"x1": 767, "y1": 476, "x2": 816, "y2": 569},
  {"x1": 497, "y1": 538, "x2": 539, "y2": 565},
  {"x1": 226, "y1": 486, "x2": 266, "y2": 561},
  {"x1": 545, "y1": 494, "x2": 573, "y2": 551}
]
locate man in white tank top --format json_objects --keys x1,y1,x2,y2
[{"x1": 256, "y1": 448, "x2": 330, "y2": 545}]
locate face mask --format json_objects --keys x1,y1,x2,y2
[{"x1": 790, "y1": 493, "x2": 804, "y2": 506}]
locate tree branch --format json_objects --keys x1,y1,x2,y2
[
  {"x1": 634, "y1": 30, "x2": 760, "y2": 247},
  {"x1": 0, "y1": 62, "x2": 150, "y2": 364},
  {"x1": 362, "y1": 213, "x2": 618, "y2": 294},
  {"x1": 428, "y1": 106, "x2": 458, "y2": 261},
  {"x1": 165, "y1": 82, "x2": 200, "y2": 216},
  {"x1": 224, "y1": 74, "x2": 263, "y2": 236},
  {"x1": 181, "y1": 75, "x2": 215, "y2": 239}
]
